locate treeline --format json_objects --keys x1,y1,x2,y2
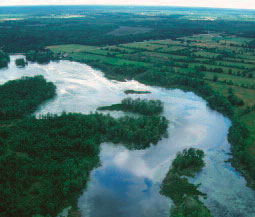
[
  {"x1": 228, "y1": 121, "x2": 255, "y2": 187},
  {"x1": 26, "y1": 49, "x2": 58, "y2": 64},
  {"x1": 98, "y1": 97, "x2": 163, "y2": 116},
  {"x1": 0, "y1": 111, "x2": 168, "y2": 217},
  {"x1": 161, "y1": 148, "x2": 211, "y2": 217},
  {"x1": 0, "y1": 76, "x2": 56, "y2": 120},
  {"x1": 68, "y1": 56, "x2": 147, "y2": 80},
  {"x1": 0, "y1": 51, "x2": 9, "y2": 69}
]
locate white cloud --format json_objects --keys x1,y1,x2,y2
[{"x1": 0, "y1": 0, "x2": 254, "y2": 9}]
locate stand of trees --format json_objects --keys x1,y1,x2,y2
[
  {"x1": 228, "y1": 121, "x2": 255, "y2": 185},
  {"x1": 228, "y1": 94, "x2": 244, "y2": 106},
  {"x1": 122, "y1": 97, "x2": 163, "y2": 115},
  {"x1": 26, "y1": 49, "x2": 58, "y2": 64},
  {"x1": 161, "y1": 148, "x2": 211, "y2": 217},
  {"x1": 98, "y1": 97, "x2": 163, "y2": 116},
  {"x1": 0, "y1": 76, "x2": 56, "y2": 120},
  {"x1": 0, "y1": 51, "x2": 9, "y2": 69},
  {"x1": 171, "y1": 148, "x2": 205, "y2": 177},
  {"x1": 15, "y1": 58, "x2": 27, "y2": 67},
  {"x1": 124, "y1": 89, "x2": 151, "y2": 94}
]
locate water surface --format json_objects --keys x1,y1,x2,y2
[{"x1": 1, "y1": 56, "x2": 255, "y2": 217}]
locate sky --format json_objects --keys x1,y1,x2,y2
[{"x1": 0, "y1": 0, "x2": 254, "y2": 10}]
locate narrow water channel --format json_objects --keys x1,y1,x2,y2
[{"x1": 1, "y1": 56, "x2": 255, "y2": 217}]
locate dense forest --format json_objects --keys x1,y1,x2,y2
[
  {"x1": 0, "y1": 76, "x2": 56, "y2": 120},
  {"x1": 98, "y1": 97, "x2": 163, "y2": 116},
  {"x1": 161, "y1": 148, "x2": 211, "y2": 217},
  {"x1": 0, "y1": 51, "x2": 9, "y2": 69},
  {"x1": 2, "y1": 7, "x2": 255, "y2": 52}
]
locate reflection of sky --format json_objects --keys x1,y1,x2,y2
[
  {"x1": 79, "y1": 162, "x2": 170, "y2": 217},
  {"x1": 2, "y1": 56, "x2": 255, "y2": 217}
]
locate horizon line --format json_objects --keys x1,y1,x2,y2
[{"x1": 0, "y1": 4, "x2": 254, "y2": 10}]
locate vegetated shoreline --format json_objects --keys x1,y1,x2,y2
[{"x1": 64, "y1": 56, "x2": 255, "y2": 190}]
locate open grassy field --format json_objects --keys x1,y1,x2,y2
[{"x1": 49, "y1": 33, "x2": 255, "y2": 164}]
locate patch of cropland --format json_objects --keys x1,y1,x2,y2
[
  {"x1": 161, "y1": 148, "x2": 211, "y2": 217},
  {"x1": 49, "y1": 33, "x2": 255, "y2": 188}
]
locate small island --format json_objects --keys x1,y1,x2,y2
[
  {"x1": 97, "y1": 97, "x2": 163, "y2": 116},
  {"x1": 15, "y1": 58, "x2": 27, "y2": 68},
  {"x1": 124, "y1": 90, "x2": 151, "y2": 95},
  {"x1": 161, "y1": 148, "x2": 211, "y2": 217}
]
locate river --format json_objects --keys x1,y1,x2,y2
[{"x1": 1, "y1": 56, "x2": 255, "y2": 217}]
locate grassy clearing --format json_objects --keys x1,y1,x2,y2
[{"x1": 47, "y1": 44, "x2": 97, "y2": 53}]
